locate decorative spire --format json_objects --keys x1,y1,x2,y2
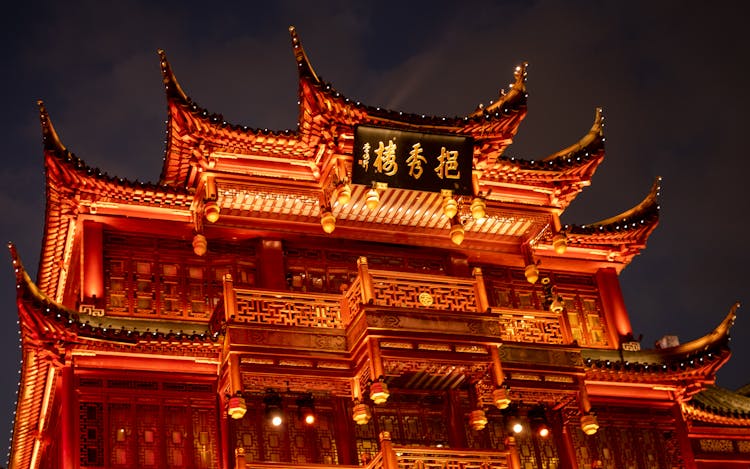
[
  {"x1": 157, "y1": 49, "x2": 189, "y2": 102},
  {"x1": 289, "y1": 26, "x2": 320, "y2": 83},
  {"x1": 37, "y1": 100, "x2": 66, "y2": 153}
]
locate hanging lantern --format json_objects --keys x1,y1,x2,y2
[
  {"x1": 524, "y1": 263, "x2": 539, "y2": 284},
  {"x1": 469, "y1": 409, "x2": 488, "y2": 431},
  {"x1": 204, "y1": 200, "x2": 220, "y2": 223},
  {"x1": 552, "y1": 233, "x2": 567, "y2": 254},
  {"x1": 192, "y1": 234, "x2": 207, "y2": 256},
  {"x1": 320, "y1": 210, "x2": 336, "y2": 234},
  {"x1": 470, "y1": 197, "x2": 486, "y2": 220},
  {"x1": 366, "y1": 188, "x2": 380, "y2": 210},
  {"x1": 450, "y1": 220, "x2": 465, "y2": 245},
  {"x1": 369, "y1": 380, "x2": 389, "y2": 405},
  {"x1": 227, "y1": 395, "x2": 247, "y2": 420},
  {"x1": 492, "y1": 387, "x2": 511, "y2": 410},
  {"x1": 580, "y1": 413, "x2": 599, "y2": 435},
  {"x1": 352, "y1": 401, "x2": 372, "y2": 425},
  {"x1": 442, "y1": 196, "x2": 458, "y2": 218}
]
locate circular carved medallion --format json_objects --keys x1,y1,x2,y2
[{"x1": 418, "y1": 292, "x2": 434, "y2": 306}]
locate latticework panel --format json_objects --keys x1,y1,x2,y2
[
  {"x1": 369, "y1": 270, "x2": 477, "y2": 312},
  {"x1": 80, "y1": 402, "x2": 104, "y2": 467},
  {"x1": 234, "y1": 289, "x2": 343, "y2": 328},
  {"x1": 394, "y1": 447, "x2": 510, "y2": 469},
  {"x1": 496, "y1": 310, "x2": 564, "y2": 344}
]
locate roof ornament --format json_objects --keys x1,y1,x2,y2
[
  {"x1": 289, "y1": 26, "x2": 320, "y2": 84},
  {"x1": 37, "y1": 101, "x2": 67, "y2": 153},
  {"x1": 157, "y1": 49, "x2": 189, "y2": 102}
]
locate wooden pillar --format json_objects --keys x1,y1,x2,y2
[
  {"x1": 551, "y1": 408, "x2": 579, "y2": 469},
  {"x1": 82, "y1": 221, "x2": 104, "y2": 307},
  {"x1": 473, "y1": 267, "x2": 489, "y2": 313},
  {"x1": 446, "y1": 390, "x2": 467, "y2": 449},
  {"x1": 368, "y1": 339, "x2": 384, "y2": 380},
  {"x1": 671, "y1": 403, "x2": 697, "y2": 469},
  {"x1": 595, "y1": 267, "x2": 633, "y2": 347},
  {"x1": 333, "y1": 397, "x2": 357, "y2": 465},
  {"x1": 220, "y1": 405, "x2": 231, "y2": 469},
  {"x1": 505, "y1": 436, "x2": 522, "y2": 469},
  {"x1": 489, "y1": 344, "x2": 504, "y2": 387},
  {"x1": 59, "y1": 364, "x2": 75, "y2": 468},
  {"x1": 357, "y1": 257, "x2": 374, "y2": 304},
  {"x1": 223, "y1": 274, "x2": 237, "y2": 323},
  {"x1": 379, "y1": 432, "x2": 399, "y2": 469},
  {"x1": 258, "y1": 239, "x2": 286, "y2": 290}
]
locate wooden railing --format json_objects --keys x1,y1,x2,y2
[
  {"x1": 241, "y1": 442, "x2": 511, "y2": 469},
  {"x1": 495, "y1": 308, "x2": 566, "y2": 344},
  {"x1": 219, "y1": 258, "x2": 570, "y2": 346},
  {"x1": 392, "y1": 447, "x2": 511, "y2": 469}
]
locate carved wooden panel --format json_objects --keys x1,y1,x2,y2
[
  {"x1": 496, "y1": 310, "x2": 565, "y2": 344},
  {"x1": 234, "y1": 289, "x2": 342, "y2": 328},
  {"x1": 369, "y1": 270, "x2": 477, "y2": 312}
]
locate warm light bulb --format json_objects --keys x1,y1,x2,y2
[
  {"x1": 512, "y1": 422, "x2": 523, "y2": 434},
  {"x1": 272, "y1": 415, "x2": 282, "y2": 427},
  {"x1": 304, "y1": 414, "x2": 315, "y2": 425},
  {"x1": 538, "y1": 426, "x2": 550, "y2": 438}
]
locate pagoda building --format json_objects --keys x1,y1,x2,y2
[{"x1": 8, "y1": 26, "x2": 750, "y2": 469}]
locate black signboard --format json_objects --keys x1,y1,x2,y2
[{"x1": 352, "y1": 125, "x2": 474, "y2": 195}]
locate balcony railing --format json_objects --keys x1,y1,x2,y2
[
  {"x1": 240, "y1": 438, "x2": 512, "y2": 469},
  {"x1": 218, "y1": 257, "x2": 571, "y2": 347}
]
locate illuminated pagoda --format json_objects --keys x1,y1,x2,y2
[{"x1": 8, "y1": 26, "x2": 750, "y2": 469}]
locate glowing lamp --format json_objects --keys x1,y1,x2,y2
[
  {"x1": 192, "y1": 234, "x2": 207, "y2": 256},
  {"x1": 512, "y1": 421, "x2": 524, "y2": 434},
  {"x1": 580, "y1": 413, "x2": 599, "y2": 435},
  {"x1": 369, "y1": 380, "x2": 390, "y2": 405},
  {"x1": 450, "y1": 221, "x2": 465, "y2": 245},
  {"x1": 442, "y1": 196, "x2": 458, "y2": 218},
  {"x1": 336, "y1": 184, "x2": 352, "y2": 205},
  {"x1": 352, "y1": 402, "x2": 372, "y2": 425},
  {"x1": 524, "y1": 263, "x2": 539, "y2": 284},
  {"x1": 365, "y1": 188, "x2": 380, "y2": 210},
  {"x1": 552, "y1": 233, "x2": 567, "y2": 254},
  {"x1": 469, "y1": 409, "x2": 488, "y2": 431},
  {"x1": 264, "y1": 391, "x2": 284, "y2": 426},
  {"x1": 537, "y1": 425, "x2": 550, "y2": 438},
  {"x1": 492, "y1": 387, "x2": 511, "y2": 410},
  {"x1": 227, "y1": 395, "x2": 247, "y2": 420},
  {"x1": 470, "y1": 197, "x2": 486, "y2": 220},
  {"x1": 320, "y1": 210, "x2": 336, "y2": 234},
  {"x1": 204, "y1": 200, "x2": 220, "y2": 223},
  {"x1": 297, "y1": 394, "x2": 316, "y2": 425}
]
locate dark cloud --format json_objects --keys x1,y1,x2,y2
[{"x1": 2, "y1": 0, "x2": 748, "y2": 461}]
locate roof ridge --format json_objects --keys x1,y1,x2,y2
[{"x1": 289, "y1": 25, "x2": 320, "y2": 84}]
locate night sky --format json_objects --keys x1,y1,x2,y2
[{"x1": 1, "y1": 0, "x2": 748, "y2": 460}]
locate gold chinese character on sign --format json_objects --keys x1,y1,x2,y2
[
  {"x1": 360, "y1": 142, "x2": 371, "y2": 172},
  {"x1": 435, "y1": 147, "x2": 460, "y2": 180},
  {"x1": 406, "y1": 142, "x2": 427, "y2": 179},
  {"x1": 374, "y1": 140, "x2": 398, "y2": 176}
]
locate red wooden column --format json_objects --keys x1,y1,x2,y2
[
  {"x1": 59, "y1": 363, "x2": 75, "y2": 468},
  {"x1": 82, "y1": 220, "x2": 104, "y2": 307},
  {"x1": 258, "y1": 239, "x2": 286, "y2": 290},
  {"x1": 595, "y1": 267, "x2": 633, "y2": 347}
]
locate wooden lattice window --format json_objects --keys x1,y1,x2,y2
[{"x1": 103, "y1": 231, "x2": 256, "y2": 320}]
